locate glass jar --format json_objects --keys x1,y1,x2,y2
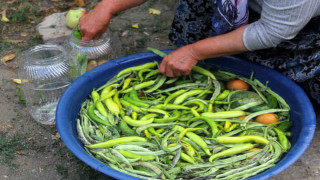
[
  {"x1": 18, "y1": 44, "x2": 80, "y2": 125},
  {"x1": 68, "y1": 28, "x2": 121, "y2": 61}
]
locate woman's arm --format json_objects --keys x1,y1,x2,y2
[
  {"x1": 244, "y1": 0, "x2": 320, "y2": 51},
  {"x1": 79, "y1": 0, "x2": 147, "y2": 41},
  {"x1": 159, "y1": 25, "x2": 249, "y2": 77}
]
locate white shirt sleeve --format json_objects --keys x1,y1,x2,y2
[{"x1": 243, "y1": 0, "x2": 320, "y2": 51}]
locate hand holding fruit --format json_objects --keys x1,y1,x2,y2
[{"x1": 78, "y1": 2, "x2": 113, "y2": 41}]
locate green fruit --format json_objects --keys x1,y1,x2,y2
[{"x1": 65, "y1": 8, "x2": 87, "y2": 29}]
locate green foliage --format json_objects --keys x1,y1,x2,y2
[
  {"x1": 9, "y1": 4, "x2": 39, "y2": 23},
  {"x1": 0, "y1": 131, "x2": 35, "y2": 169}
]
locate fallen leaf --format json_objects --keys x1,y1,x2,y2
[
  {"x1": 0, "y1": 123, "x2": 13, "y2": 129},
  {"x1": 132, "y1": 24, "x2": 139, "y2": 29},
  {"x1": 86, "y1": 60, "x2": 97, "y2": 72},
  {"x1": 7, "y1": 0, "x2": 17, "y2": 4},
  {"x1": 1, "y1": 53, "x2": 16, "y2": 64},
  {"x1": 1, "y1": 5, "x2": 10, "y2": 23},
  {"x1": 74, "y1": 0, "x2": 86, "y2": 7},
  {"x1": 12, "y1": 79, "x2": 22, "y2": 84},
  {"x1": 149, "y1": 8, "x2": 161, "y2": 15},
  {"x1": 97, "y1": 60, "x2": 109, "y2": 66},
  {"x1": 16, "y1": 151, "x2": 25, "y2": 155},
  {"x1": 56, "y1": 133, "x2": 60, "y2": 139},
  {"x1": 3, "y1": 38, "x2": 23, "y2": 43},
  {"x1": 20, "y1": 32, "x2": 28, "y2": 37},
  {"x1": 121, "y1": 30, "x2": 129, "y2": 37}
]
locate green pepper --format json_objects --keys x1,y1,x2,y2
[
  {"x1": 87, "y1": 104, "x2": 111, "y2": 126},
  {"x1": 209, "y1": 144, "x2": 255, "y2": 162},
  {"x1": 86, "y1": 136, "x2": 147, "y2": 148}
]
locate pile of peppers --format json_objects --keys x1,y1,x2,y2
[{"x1": 77, "y1": 48, "x2": 292, "y2": 180}]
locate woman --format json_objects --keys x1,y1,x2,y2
[{"x1": 79, "y1": 0, "x2": 320, "y2": 103}]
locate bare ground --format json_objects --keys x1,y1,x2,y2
[{"x1": 0, "y1": 0, "x2": 319, "y2": 180}]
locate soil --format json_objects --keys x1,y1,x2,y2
[{"x1": 0, "y1": 0, "x2": 319, "y2": 180}]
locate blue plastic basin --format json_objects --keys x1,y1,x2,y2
[{"x1": 56, "y1": 50, "x2": 316, "y2": 180}]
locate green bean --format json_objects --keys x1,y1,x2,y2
[
  {"x1": 100, "y1": 84, "x2": 119, "y2": 100},
  {"x1": 201, "y1": 111, "x2": 245, "y2": 119},
  {"x1": 152, "y1": 104, "x2": 190, "y2": 110},
  {"x1": 154, "y1": 83, "x2": 209, "y2": 94},
  {"x1": 145, "y1": 69, "x2": 160, "y2": 80},
  {"x1": 95, "y1": 101, "x2": 108, "y2": 117},
  {"x1": 127, "y1": 145, "x2": 181, "y2": 156},
  {"x1": 118, "y1": 150, "x2": 156, "y2": 161},
  {"x1": 164, "y1": 90, "x2": 186, "y2": 105},
  {"x1": 138, "y1": 68, "x2": 153, "y2": 82},
  {"x1": 192, "y1": 66, "x2": 216, "y2": 80},
  {"x1": 145, "y1": 75, "x2": 167, "y2": 93},
  {"x1": 120, "y1": 99, "x2": 143, "y2": 112},
  {"x1": 165, "y1": 77, "x2": 179, "y2": 84},
  {"x1": 174, "y1": 125, "x2": 211, "y2": 155},
  {"x1": 209, "y1": 143, "x2": 254, "y2": 162},
  {"x1": 125, "y1": 168, "x2": 157, "y2": 177},
  {"x1": 87, "y1": 104, "x2": 111, "y2": 126},
  {"x1": 274, "y1": 128, "x2": 290, "y2": 152},
  {"x1": 132, "y1": 162, "x2": 165, "y2": 179},
  {"x1": 123, "y1": 116, "x2": 154, "y2": 127},
  {"x1": 215, "y1": 135, "x2": 269, "y2": 145},
  {"x1": 183, "y1": 99, "x2": 207, "y2": 112},
  {"x1": 119, "y1": 121, "x2": 136, "y2": 135},
  {"x1": 121, "y1": 80, "x2": 155, "y2": 93},
  {"x1": 110, "y1": 149, "x2": 132, "y2": 168},
  {"x1": 187, "y1": 116, "x2": 219, "y2": 138},
  {"x1": 154, "y1": 110, "x2": 181, "y2": 123},
  {"x1": 120, "y1": 142, "x2": 159, "y2": 149},
  {"x1": 76, "y1": 119, "x2": 91, "y2": 145},
  {"x1": 174, "y1": 90, "x2": 205, "y2": 105},
  {"x1": 169, "y1": 136, "x2": 182, "y2": 169},
  {"x1": 86, "y1": 136, "x2": 147, "y2": 149},
  {"x1": 117, "y1": 62, "x2": 157, "y2": 78},
  {"x1": 146, "y1": 47, "x2": 167, "y2": 58},
  {"x1": 141, "y1": 108, "x2": 169, "y2": 118},
  {"x1": 209, "y1": 79, "x2": 221, "y2": 103},
  {"x1": 123, "y1": 94, "x2": 149, "y2": 108}
]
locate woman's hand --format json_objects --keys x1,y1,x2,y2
[
  {"x1": 78, "y1": 0, "x2": 147, "y2": 41},
  {"x1": 159, "y1": 25, "x2": 249, "y2": 77},
  {"x1": 78, "y1": 6, "x2": 112, "y2": 41},
  {"x1": 159, "y1": 45, "x2": 200, "y2": 77}
]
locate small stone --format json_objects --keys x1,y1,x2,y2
[
  {"x1": 121, "y1": 30, "x2": 129, "y2": 37},
  {"x1": 20, "y1": 32, "x2": 28, "y2": 37},
  {"x1": 36, "y1": 12, "x2": 72, "y2": 44}
]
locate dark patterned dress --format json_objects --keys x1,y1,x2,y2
[{"x1": 169, "y1": 0, "x2": 320, "y2": 104}]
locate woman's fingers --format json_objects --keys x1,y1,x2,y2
[
  {"x1": 93, "y1": 26, "x2": 109, "y2": 40},
  {"x1": 159, "y1": 45, "x2": 200, "y2": 77},
  {"x1": 78, "y1": 7, "x2": 112, "y2": 41},
  {"x1": 159, "y1": 57, "x2": 167, "y2": 74}
]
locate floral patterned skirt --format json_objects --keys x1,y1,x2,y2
[{"x1": 169, "y1": 0, "x2": 320, "y2": 104}]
